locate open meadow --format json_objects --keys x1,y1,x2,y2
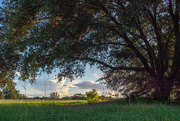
[{"x1": 0, "y1": 99, "x2": 179, "y2": 121}]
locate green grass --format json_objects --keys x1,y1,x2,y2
[{"x1": 0, "y1": 99, "x2": 179, "y2": 121}]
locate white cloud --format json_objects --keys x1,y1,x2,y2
[
  {"x1": 59, "y1": 80, "x2": 82, "y2": 97},
  {"x1": 93, "y1": 73, "x2": 104, "y2": 78},
  {"x1": 24, "y1": 77, "x2": 83, "y2": 98},
  {"x1": 23, "y1": 77, "x2": 61, "y2": 97},
  {"x1": 14, "y1": 80, "x2": 19, "y2": 83}
]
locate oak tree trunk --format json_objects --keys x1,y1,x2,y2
[{"x1": 153, "y1": 79, "x2": 173, "y2": 100}]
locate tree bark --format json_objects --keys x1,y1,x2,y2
[{"x1": 153, "y1": 78, "x2": 173, "y2": 100}]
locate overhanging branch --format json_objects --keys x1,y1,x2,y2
[{"x1": 74, "y1": 57, "x2": 146, "y2": 71}]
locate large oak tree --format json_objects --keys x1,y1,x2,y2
[{"x1": 0, "y1": 0, "x2": 179, "y2": 100}]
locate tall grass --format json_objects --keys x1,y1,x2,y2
[{"x1": 0, "y1": 99, "x2": 179, "y2": 121}]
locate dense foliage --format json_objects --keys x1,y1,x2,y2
[
  {"x1": 0, "y1": 80, "x2": 26, "y2": 99},
  {"x1": 61, "y1": 93, "x2": 86, "y2": 100},
  {"x1": 85, "y1": 89, "x2": 101, "y2": 103},
  {"x1": 0, "y1": 0, "x2": 179, "y2": 100}
]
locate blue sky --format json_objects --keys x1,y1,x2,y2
[{"x1": 0, "y1": 0, "x2": 116, "y2": 98}]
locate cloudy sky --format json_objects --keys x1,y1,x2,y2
[{"x1": 15, "y1": 66, "x2": 115, "y2": 98}]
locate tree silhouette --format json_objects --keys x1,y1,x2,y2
[{"x1": 49, "y1": 92, "x2": 59, "y2": 99}]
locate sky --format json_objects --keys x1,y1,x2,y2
[
  {"x1": 0, "y1": 0, "x2": 116, "y2": 98},
  {"x1": 14, "y1": 66, "x2": 115, "y2": 98}
]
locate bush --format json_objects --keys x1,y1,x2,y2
[{"x1": 85, "y1": 89, "x2": 101, "y2": 104}]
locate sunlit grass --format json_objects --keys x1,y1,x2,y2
[
  {"x1": 0, "y1": 99, "x2": 179, "y2": 121},
  {"x1": 0, "y1": 99, "x2": 87, "y2": 104}
]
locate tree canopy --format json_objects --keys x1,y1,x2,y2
[{"x1": 0, "y1": 0, "x2": 179, "y2": 100}]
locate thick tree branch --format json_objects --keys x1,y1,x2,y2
[
  {"x1": 115, "y1": 0, "x2": 125, "y2": 9},
  {"x1": 136, "y1": 19, "x2": 156, "y2": 70},
  {"x1": 93, "y1": 4, "x2": 152, "y2": 74},
  {"x1": 74, "y1": 57, "x2": 146, "y2": 71},
  {"x1": 168, "y1": 0, "x2": 175, "y2": 18},
  {"x1": 169, "y1": 0, "x2": 180, "y2": 77},
  {"x1": 109, "y1": 27, "x2": 154, "y2": 75},
  {"x1": 143, "y1": 6, "x2": 164, "y2": 78}
]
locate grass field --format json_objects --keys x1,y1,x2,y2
[{"x1": 0, "y1": 99, "x2": 179, "y2": 121}]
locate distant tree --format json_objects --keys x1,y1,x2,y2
[
  {"x1": 3, "y1": 87, "x2": 22, "y2": 99},
  {"x1": 60, "y1": 96, "x2": 72, "y2": 100},
  {"x1": 99, "y1": 95, "x2": 106, "y2": 101},
  {"x1": 99, "y1": 95, "x2": 114, "y2": 101},
  {"x1": 71, "y1": 93, "x2": 86, "y2": 100},
  {"x1": 33, "y1": 96, "x2": 41, "y2": 99},
  {"x1": 50, "y1": 92, "x2": 59, "y2": 99},
  {"x1": 20, "y1": 94, "x2": 27, "y2": 99},
  {"x1": 1, "y1": 79, "x2": 22, "y2": 99},
  {"x1": 41, "y1": 96, "x2": 49, "y2": 99},
  {"x1": 85, "y1": 89, "x2": 101, "y2": 104}
]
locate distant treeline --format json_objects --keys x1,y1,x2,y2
[
  {"x1": 29, "y1": 93, "x2": 115, "y2": 101},
  {"x1": 0, "y1": 89, "x2": 26, "y2": 99},
  {"x1": 0, "y1": 90, "x2": 115, "y2": 101}
]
